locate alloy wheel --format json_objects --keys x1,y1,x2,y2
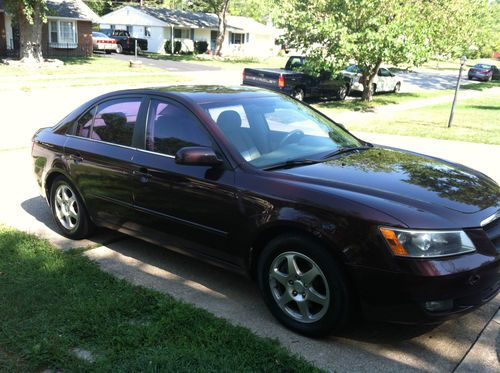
[
  {"x1": 269, "y1": 251, "x2": 330, "y2": 323},
  {"x1": 54, "y1": 184, "x2": 80, "y2": 231}
]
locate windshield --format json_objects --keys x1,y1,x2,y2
[
  {"x1": 202, "y1": 95, "x2": 362, "y2": 169},
  {"x1": 345, "y1": 65, "x2": 360, "y2": 73}
]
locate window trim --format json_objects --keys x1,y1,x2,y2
[
  {"x1": 48, "y1": 19, "x2": 78, "y2": 49},
  {"x1": 69, "y1": 95, "x2": 147, "y2": 149}
]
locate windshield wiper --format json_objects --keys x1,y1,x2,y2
[
  {"x1": 321, "y1": 145, "x2": 372, "y2": 160},
  {"x1": 263, "y1": 158, "x2": 321, "y2": 171}
]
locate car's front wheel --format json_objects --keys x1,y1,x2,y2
[
  {"x1": 257, "y1": 234, "x2": 350, "y2": 336},
  {"x1": 50, "y1": 176, "x2": 93, "y2": 240},
  {"x1": 116, "y1": 44, "x2": 123, "y2": 54}
]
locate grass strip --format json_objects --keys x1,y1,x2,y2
[{"x1": 0, "y1": 227, "x2": 320, "y2": 373}]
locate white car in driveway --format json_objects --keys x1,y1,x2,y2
[
  {"x1": 92, "y1": 32, "x2": 119, "y2": 54},
  {"x1": 342, "y1": 65, "x2": 401, "y2": 93}
]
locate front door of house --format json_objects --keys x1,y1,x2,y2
[{"x1": 210, "y1": 30, "x2": 217, "y2": 54}]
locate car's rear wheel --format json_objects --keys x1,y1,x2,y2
[
  {"x1": 292, "y1": 88, "x2": 305, "y2": 101},
  {"x1": 393, "y1": 82, "x2": 401, "y2": 93},
  {"x1": 257, "y1": 234, "x2": 350, "y2": 336},
  {"x1": 50, "y1": 176, "x2": 93, "y2": 240},
  {"x1": 105, "y1": 50, "x2": 112, "y2": 54}
]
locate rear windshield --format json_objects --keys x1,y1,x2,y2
[
  {"x1": 474, "y1": 64, "x2": 492, "y2": 69},
  {"x1": 92, "y1": 32, "x2": 108, "y2": 38}
]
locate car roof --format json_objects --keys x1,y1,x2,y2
[{"x1": 97, "y1": 85, "x2": 280, "y2": 105}]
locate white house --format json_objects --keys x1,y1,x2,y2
[{"x1": 99, "y1": 6, "x2": 280, "y2": 56}]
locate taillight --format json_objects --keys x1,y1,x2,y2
[{"x1": 278, "y1": 74, "x2": 285, "y2": 89}]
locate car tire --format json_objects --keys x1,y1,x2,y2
[
  {"x1": 371, "y1": 83, "x2": 377, "y2": 94},
  {"x1": 292, "y1": 88, "x2": 305, "y2": 101},
  {"x1": 393, "y1": 82, "x2": 401, "y2": 93},
  {"x1": 50, "y1": 176, "x2": 94, "y2": 240},
  {"x1": 116, "y1": 44, "x2": 123, "y2": 54},
  {"x1": 487, "y1": 75, "x2": 492, "y2": 82},
  {"x1": 257, "y1": 234, "x2": 350, "y2": 337},
  {"x1": 105, "y1": 50, "x2": 112, "y2": 55},
  {"x1": 336, "y1": 85, "x2": 348, "y2": 101}
]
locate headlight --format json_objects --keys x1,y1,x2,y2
[{"x1": 379, "y1": 227, "x2": 476, "y2": 258}]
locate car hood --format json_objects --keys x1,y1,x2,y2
[{"x1": 277, "y1": 147, "x2": 499, "y2": 218}]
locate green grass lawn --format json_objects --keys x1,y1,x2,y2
[
  {"x1": 0, "y1": 227, "x2": 320, "y2": 372},
  {"x1": 0, "y1": 56, "x2": 186, "y2": 90},
  {"x1": 143, "y1": 53, "x2": 288, "y2": 70},
  {"x1": 343, "y1": 91, "x2": 500, "y2": 144},
  {"x1": 314, "y1": 81, "x2": 500, "y2": 114}
]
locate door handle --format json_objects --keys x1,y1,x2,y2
[
  {"x1": 69, "y1": 154, "x2": 83, "y2": 163},
  {"x1": 132, "y1": 168, "x2": 152, "y2": 183}
]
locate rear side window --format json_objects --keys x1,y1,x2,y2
[
  {"x1": 75, "y1": 107, "x2": 95, "y2": 137},
  {"x1": 91, "y1": 98, "x2": 141, "y2": 146},
  {"x1": 146, "y1": 99, "x2": 211, "y2": 156}
]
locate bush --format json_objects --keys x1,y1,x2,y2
[
  {"x1": 194, "y1": 41, "x2": 208, "y2": 54},
  {"x1": 164, "y1": 40, "x2": 182, "y2": 54}
]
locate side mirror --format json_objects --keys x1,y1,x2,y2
[{"x1": 175, "y1": 146, "x2": 223, "y2": 166}]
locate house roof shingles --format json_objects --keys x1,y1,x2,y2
[
  {"x1": 0, "y1": 0, "x2": 100, "y2": 22},
  {"x1": 131, "y1": 6, "x2": 222, "y2": 29}
]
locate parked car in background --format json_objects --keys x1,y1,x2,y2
[
  {"x1": 243, "y1": 56, "x2": 352, "y2": 101},
  {"x1": 468, "y1": 64, "x2": 500, "y2": 82},
  {"x1": 101, "y1": 29, "x2": 148, "y2": 54},
  {"x1": 91, "y1": 32, "x2": 119, "y2": 54},
  {"x1": 32, "y1": 86, "x2": 500, "y2": 337},
  {"x1": 341, "y1": 64, "x2": 402, "y2": 94}
]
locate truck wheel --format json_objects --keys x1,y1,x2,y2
[
  {"x1": 336, "y1": 85, "x2": 348, "y2": 101},
  {"x1": 292, "y1": 88, "x2": 305, "y2": 101}
]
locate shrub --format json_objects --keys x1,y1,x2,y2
[
  {"x1": 194, "y1": 41, "x2": 208, "y2": 54},
  {"x1": 164, "y1": 40, "x2": 182, "y2": 54}
]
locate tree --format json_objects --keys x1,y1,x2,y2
[
  {"x1": 228, "y1": 0, "x2": 274, "y2": 23},
  {"x1": 190, "y1": 0, "x2": 230, "y2": 56},
  {"x1": 83, "y1": 0, "x2": 113, "y2": 16},
  {"x1": 5, "y1": 0, "x2": 48, "y2": 62},
  {"x1": 278, "y1": 0, "x2": 492, "y2": 101}
]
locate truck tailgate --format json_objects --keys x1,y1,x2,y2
[{"x1": 243, "y1": 68, "x2": 283, "y2": 89}]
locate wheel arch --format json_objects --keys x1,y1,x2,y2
[{"x1": 247, "y1": 221, "x2": 347, "y2": 280}]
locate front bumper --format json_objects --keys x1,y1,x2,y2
[{"x1": 348, "y1": 249, "x2": 500, "y2": 324}]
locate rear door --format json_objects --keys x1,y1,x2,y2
[
  {"x1": 130, "y1": 97, "x2": 243, "y2": 265},
  {"x1": 64, "y1": 95, "x2": 147, "y2": 227}
]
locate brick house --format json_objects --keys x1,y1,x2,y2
[{"x1": 0, "y1": 0, "x2": 100, "y2": 58}]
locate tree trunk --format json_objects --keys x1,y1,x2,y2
[
  {"x1": 18, "y1": 3, "x2": 44, "y2": 63},
  {"x1": 361, "y1": 60, "x2": 382, "y2": 101},
  {"x1": 215, "y1": 0, "x2": 230, "y2": 56}
]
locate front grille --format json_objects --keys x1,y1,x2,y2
[{"x1": 483, "y1": 216, "x2": 500, "y2": 252}]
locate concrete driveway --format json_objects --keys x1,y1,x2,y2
[
  {"x1": 104, "y1": 53, "x2": 222, "y2": 72},
  {"x1": 1, "y1": 84, "x2": 499, "y2": 372}
]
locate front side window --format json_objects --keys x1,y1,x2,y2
[
  {"x1": 202, "y1": 95, "x2": 361, "y2": 168},
  {"x1": 146, "y1": 99, "x2": 211, "y2": 156},
  {"x1": 230, "y1": 33, "x2": 245, "y2": 44},
  {"x1": 91, "y1": 98, "x2": 141, "y2": 146}
]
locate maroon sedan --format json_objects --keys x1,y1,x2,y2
[{"x1": 32, "y1": 86, "x2": 500, "y2": 336}]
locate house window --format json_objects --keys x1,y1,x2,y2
[
  {"x1": 174, "y1": 28, "x2": 190, "y2": 39},
  {"x1": 49, "y1": 20, "x2": 77, "y2": 48},
  {"x1": 230, "y1": 32, "x2": 246, "y2": 44},
  {"x1": 145, "y1": 27, "x2": 151, "y2": 37}
]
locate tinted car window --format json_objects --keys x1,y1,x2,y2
[
  {"x1": 75, "y1": 107, "x2": 95, "y2": 137},
  {"x1": 147, "y1": 99, "x2": 211, "y2": 156},
  {"x1": 91, "y1": 98, "x2": 141, "y2": 146}
]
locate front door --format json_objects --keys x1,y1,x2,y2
[
  {"x1": 131, "y1": 97, "x2": 243, "y2": 265},
  {"x1": 210, "y1": 30, "x2": 217, "y2": 53}
]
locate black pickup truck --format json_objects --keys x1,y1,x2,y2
[
  {"x1": 101, "y1": 30, "x2": 148, "y2": 54},
  {"x1": 243, "y1": 56, "x2": 352, "y2": 101}
]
